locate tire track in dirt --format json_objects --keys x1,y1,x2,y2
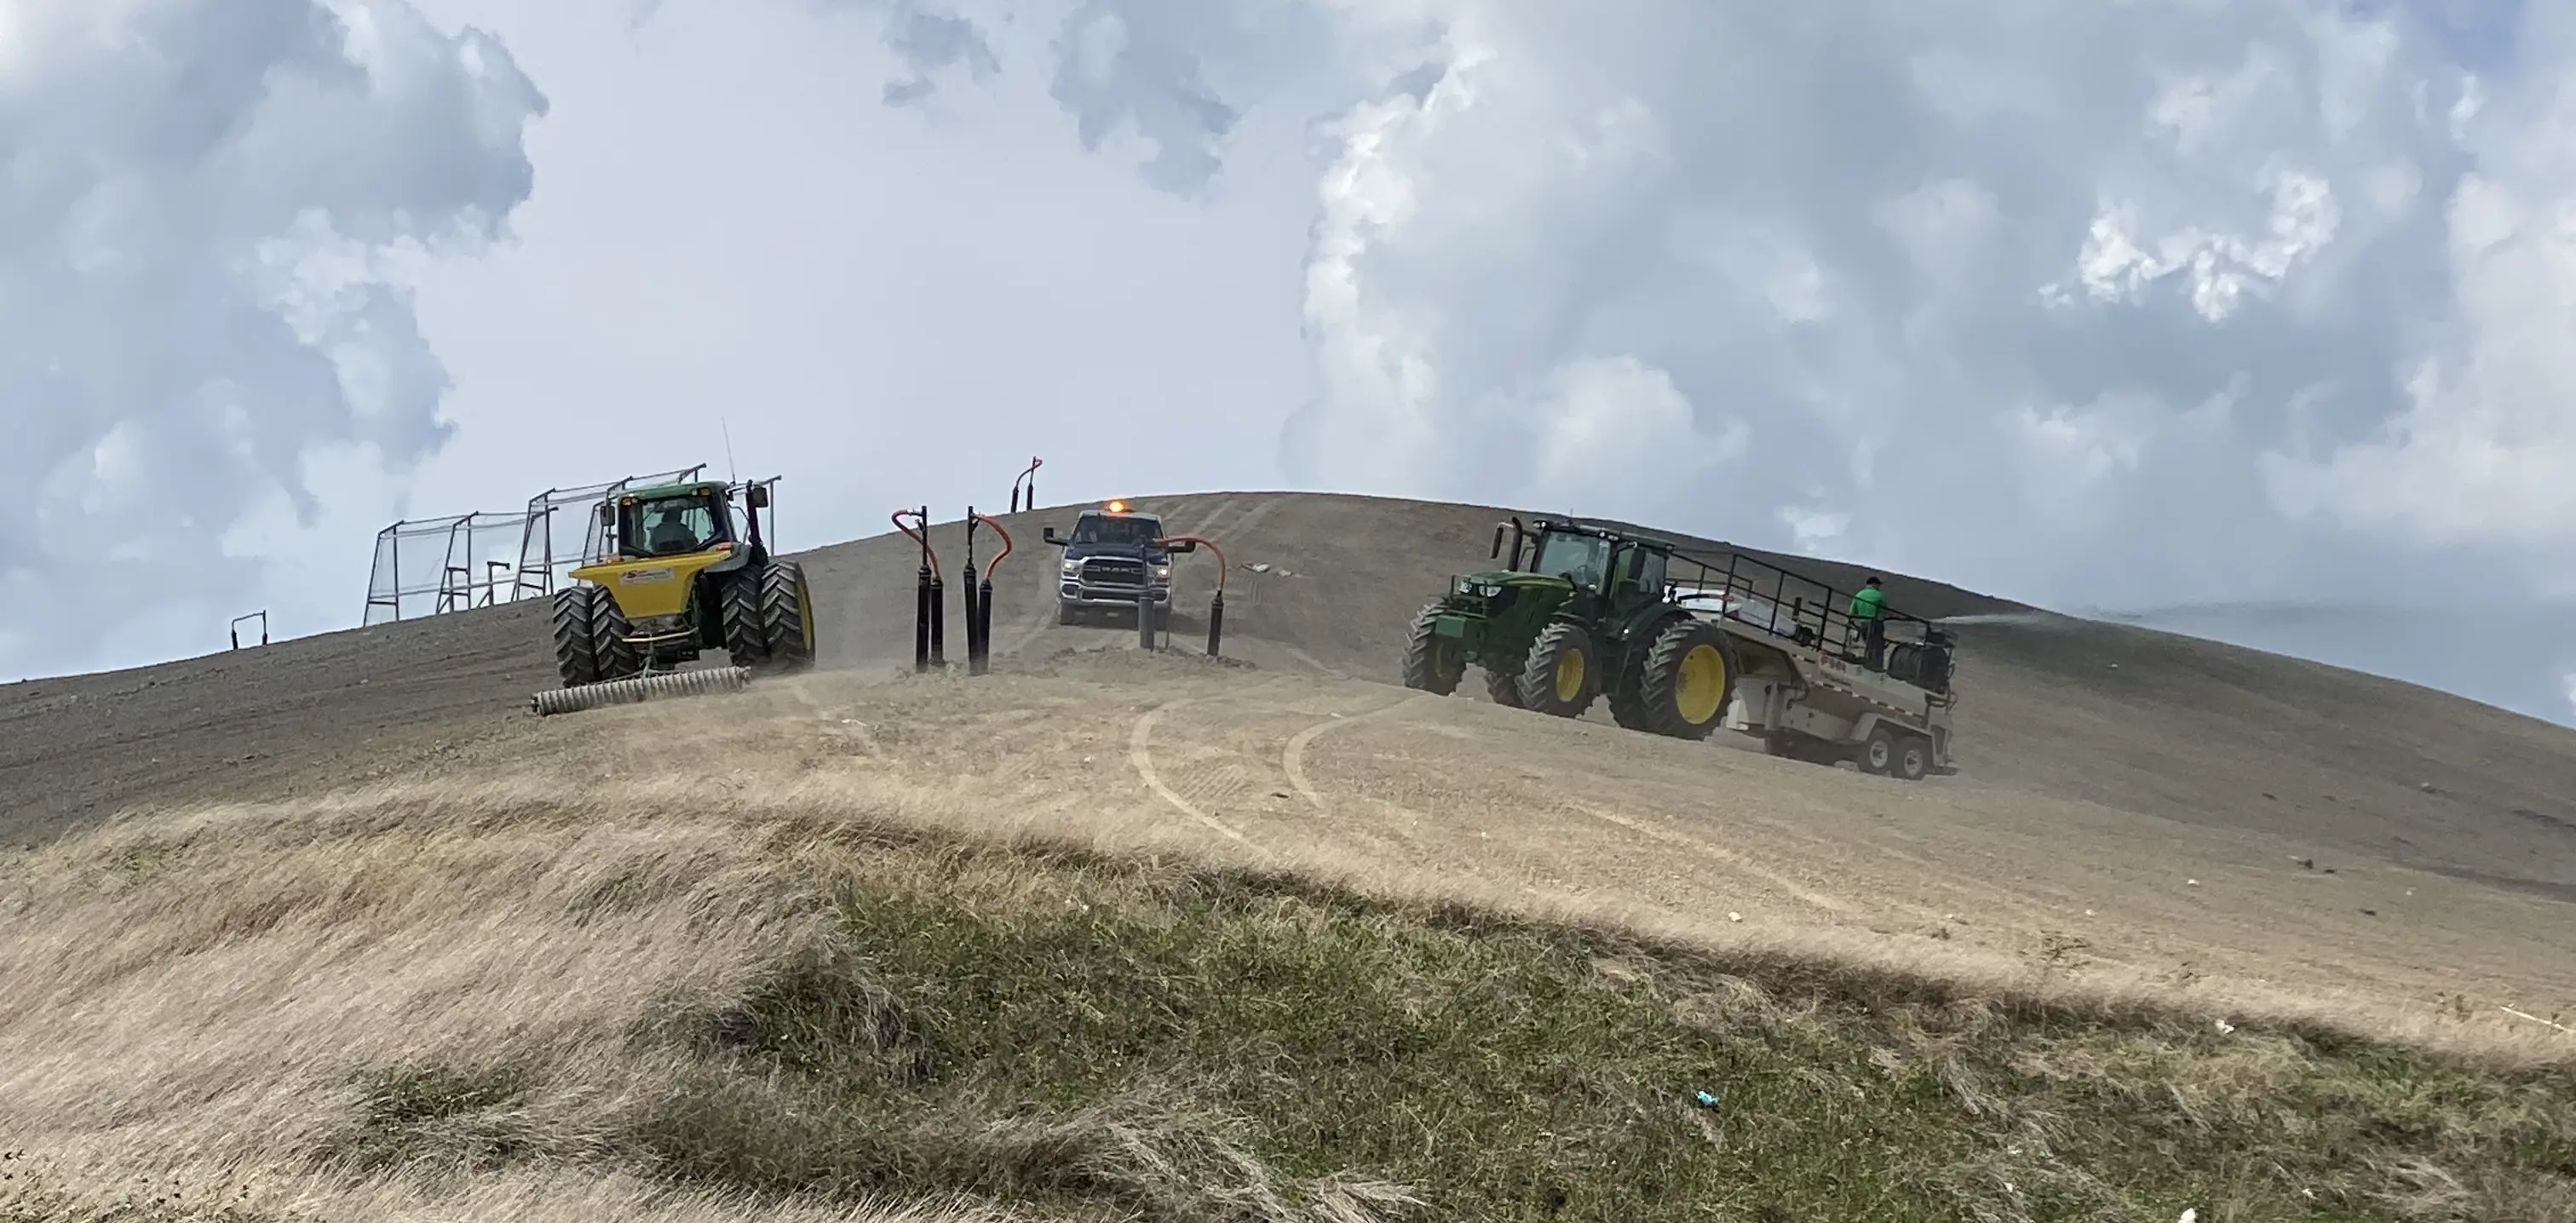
[
  {"x1": 1560, "y1": 799, "x2": 1866, "y2": 916},
  {"x1": 1283, "y1": 693, "x2": 1423, "y2": 815},
  {"x1": 1126, "y1": 679, "x2": 1303, "y2": 859}
]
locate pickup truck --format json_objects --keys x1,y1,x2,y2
[{"x1": 1043, "y1": 502, "x2": 1180, "y2": 628}]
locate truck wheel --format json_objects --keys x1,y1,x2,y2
[
  {"x1": 720, "y1": 570, "x2": 768, "y2": 667},
  {"x1": 758, "y1": 560, "x2": 816, "y2": 671},
  {"x1": 1400, "y1": 603, "x2": 1464, "y2": 695},
  {"x1": 1860, "y1": 725, "x2": 1900, "y2": 776},
  {"x1": 1057, "y1": 601, "x2": 1078, "y2": 626},
  {"x1": 550, "y1": 586, "x2": 601, "y2": 687},
  {"x1": 1637, "y1": 618, "x2": 1738, "y2": 740},
  {"x1": 1518, "y1": 620, "x2": 1600, "y2": 718},
  {"x1": 1894, "y1": 733, "x2": 1930, "y2": 782},
  {"x1": 1484, "y1": 663, "x2": 1526, "y2": 709},
  {"x1": 590, "y1": 586, "x2": 642, "y2": 680}
]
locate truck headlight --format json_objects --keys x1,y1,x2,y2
[
  {"x1": 1061, "y1": 558, "x2": 1081, "y2": 576},
  {"x1": 1152, "y1": 563, "x2": 1172, "y2": 583}
]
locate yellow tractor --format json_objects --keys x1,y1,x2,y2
[{"x1": 534, "y1": 476, "x2": 815, "y2": 715}]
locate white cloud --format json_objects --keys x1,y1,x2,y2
[
  {"x1": 0, "y1": 0, "x2": 544, "y2": 675},
  {"x1": 46, "y1": 0, "x2": 2576, "y2": 725}
]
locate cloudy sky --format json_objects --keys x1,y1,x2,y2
[{"x1": 10, "y1": 0, "x2": 2576, "y2": 725}]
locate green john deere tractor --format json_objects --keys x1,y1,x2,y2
[{"x1": 1401, "y1": 517, "x2": 1740, "y2": 739}]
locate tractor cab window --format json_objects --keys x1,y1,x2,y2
[
  {"x1": 1072, "y1": 514, "x2": 1161, "y2": 547},
  {"x1": 630, "y1": 497, "x2": 721, "y2": 557},
  {"x1": 1615, "y1": 545, "x2": 1667, "y2": 598},
  {"x1": 1532, "y1": 532, "x2": 1611, "y2": 589}
]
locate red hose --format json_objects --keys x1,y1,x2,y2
[
  {"x1": 892, "y1": 509, "x2": 940, "y2": 576},
  {"x1": 1155, "y1": 534, "x2": 1226, "y2": 592},
  {"x1": 972, "y1": 513, "x2": 1014, "y2": 578}
]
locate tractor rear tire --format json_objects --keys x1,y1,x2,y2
[
  {"x1": 550, "y1": 587, "x2": 601, "y2": 688},
  {"x1": 1401, "y1": 603, "x2": 1464, "y2": 695},
  {"x1": 721, "y1": 570, "x2": 769, "y2": 667},
  {"x1": 1607, "y1": 665, "x2": 1650, "y2": 730},
  {"x1": 1518, "y1": 620, "x2": 1601, "y2": 718},
  {"x1": 1637, "y1": 618, "x2": 1739, "y2": 740},
  {"x1": 759, "y1": 560, "x2": 817, "y2": 671},
  {"x1": 1484, "y1": 664, "x2": 1525, "y2": 709},
  {"x1": 590, "y1": 587, "x2": 642, "y2": 681}
]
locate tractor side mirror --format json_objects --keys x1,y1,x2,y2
[
  {"x1": 747, "y1": 485, "x2": 769, "y2": 508},
  {"x1": 1042, "y1": 525, "x2": 1064, "y2": 546},
  {"x1": 1490, "y1": 524, "x2": 1505, "y2": 560}
]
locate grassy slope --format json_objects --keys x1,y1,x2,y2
[{"x1": 4, "y1": 778, "x2": 2567, "y2": 1223}]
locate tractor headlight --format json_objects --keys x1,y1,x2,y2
[{"x1": 1061, "y1": 558, "x2": 1081, "y2": 576}]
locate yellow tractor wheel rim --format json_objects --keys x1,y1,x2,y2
[
  {"x1": 1554, "y1": 648, "x2": 1586, "y2": 703},
  {"x1": 1676, "y1": 643, "x2": 1728, "y2": 723}
]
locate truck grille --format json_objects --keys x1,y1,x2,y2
[{"x1": 1083, "y1": 558, "x2": 1147, "y2": 588}]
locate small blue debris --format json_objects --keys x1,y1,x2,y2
[{"x1": 1693, "y1": 1091, "x2": 1718, "y2": 1109}]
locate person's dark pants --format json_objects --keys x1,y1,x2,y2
[{"x1": 1863, "y1": 617, "x2": 1886, "y2": 670}]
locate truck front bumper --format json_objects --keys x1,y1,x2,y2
[{"x1": 1060, "y1": 583, "x2": 1171, "y2": 608}]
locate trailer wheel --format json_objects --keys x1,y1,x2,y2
[
  {"x1": 1518, "y1": 620, "x2": 1600, "y2": 718},
  {"x1": 1637, "y1": 618, "x2": 1738, "y2": 740},
  {"x1": 550, "y1": 586, "x2": 601, "y2": 688},
  {"x1": 1400, "y1": 603, "x2": 1464, "y2": 695},
  {"x1": 1894, "y1": 733, "x2": 1931, "y2": 782},
  {"x1": 1860, "y1": 725, "x2": 1900, "y2": 776}
]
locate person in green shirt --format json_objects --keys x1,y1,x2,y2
[{"x1": 1849, "y1": 577, "x2": 1887, "y2": 670}]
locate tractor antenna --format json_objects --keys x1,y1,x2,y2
[{"x1": 721, "y1": 417, "x2": 739, "y2": 486}]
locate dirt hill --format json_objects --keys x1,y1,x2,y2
[{"x1": 9, "y1": 490, "x2": 2572, "y2": 905}]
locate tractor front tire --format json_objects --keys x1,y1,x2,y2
[
  {"x1": 758, "y1": 560, "x2": 817, "y2": 671},
  {"x1": 721, "y1": 570, "x2": 769, "y2": 668},
  {"x1": 550, "y1": 587, "x2": 601, "y2": 688},
  {"x1": 1518, "y1": 620, "x2": 1601, "y2": 718},
  {"x1": 590, "y1": 588, "x2": 642, "y2": 681},
  {"x1": 1400, "y1": 603, "x2": 1464, "y2": 696},
  {"x1": 1637, "y1": 618, "x2": 1739, "y2": 740}
]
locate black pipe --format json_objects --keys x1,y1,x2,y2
[
  {"x1": 930, "y1": 572, "x2": 946, "y2": 667},
  {"x1": 1136, "y1": 589, "x2": 1155, "y2": 650},
  {"x1": 962, "y1": 559, "x2": 982, "y2": 675},
  {"x1": 914, "y1": 564, "x2": 930, "y2": 673},
  {"x1": 975, "y1": 577, "x2": 995, "y2": 674},
  {"x1": 1206, "y1": 590, "x2": 1224, "y2": 658}
]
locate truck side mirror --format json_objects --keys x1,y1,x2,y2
[
  {"x1": 1166, "y1": 539, "x2": 1198, "y2": 554},
  {"x1": 1042, "y1": 525, "x2": 1064, "y2": 546}
]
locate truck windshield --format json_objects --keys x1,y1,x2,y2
[
  {"x1": 1072, "y1": 515, "x2": 1162, "y2": 547},
  {"x1": 1531, "y1": 532, "x2": 1611, "y2": 589}
]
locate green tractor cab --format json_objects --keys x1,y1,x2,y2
[
  {"x1": 1403, "y1": 517, "x2": 1743, "y2": 738},
  {"x1": 548, "y1": 476, "x2": 816, "y2": 689}
]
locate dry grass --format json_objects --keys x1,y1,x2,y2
[{"x1": 1, "y1": 765, "x2": 2570, "y2": 1222}]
